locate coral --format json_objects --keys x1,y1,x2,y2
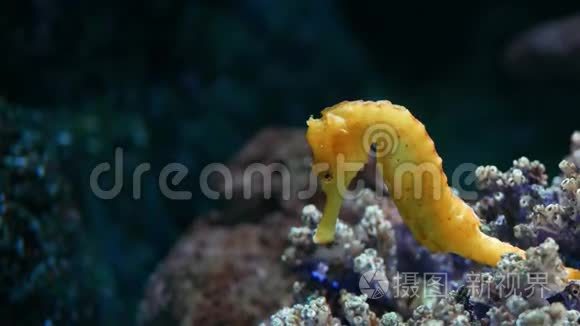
[
  {"x1": 264, "y1": 292, "x2": 381, "y2": 326},
  {"x1": 0, "y1": 107, "x2": 99, "y2": 324},
  {"x1": 379, "y1": 312, "x2": 404, "y2": 326},
  {"x1": 277, "y1": 186, "x2": 487, "y2": 319},
  {"x1": 273, "y1": 192, "x2": 474, "y2": 322},
  {"x1": 548, "y1": 281, "x2": 580, "y2": 311},
  {"x1": 269, "y1": 236, "x2": 579, "y2": 325},
  {"x1": 263, "y1": 128, "x2": 580, "y2": 325},
  {"x1": 474, "y1": 132, "x2": 580, "y2": 271},
  {"x1": 516, "y1": 303, "x2": 579, "y2": 325},
  {"x1": 281, "y1": 198, "x2": 410, "y2": 297},
  {"x1": 354, "y1": 249, "x2": 387, "y2": 280},
  {"x1": 265, "y1": 295, "x2": 340, "y2": 326},
  {"x1": 468, "y1": 238, "x2": 568, "y2": 309},
  {"x1": 267, "y1": 296, "x2": 340, "y2": 326},
  {"x1": 357, "y1": 206, "x2": 397, "y2": 261},
  {"x1": 486, "y1": 295, "x2": 529, "y2": 325},
  {"x1": 339, "y1": 292, "x2": 380, "y2": 326},
  {"x1": 473, "y1": 157, "x2": 553, "y2": 246},
  {"x1": 405, "y1": 291, "x2": 471, "y2": 325},
  {"x1": 486, "y1": 296, "x2": 580, "y2": 325}
]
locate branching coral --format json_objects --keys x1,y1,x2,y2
[
  {"x1": 467, "y1": 238, "x2": 568, "y2": 310},
  {"x1": 268, "y1": 236, "x2": 580, "y2": 325},
  {"x1": 266, "y1": 201, "x2": 580, "y2": 325},
  {"x1": 487, "y1": 296, "x2": 580, "y2": 325},
  {"x1": 474, "y1": 136, "x2": 580, "y2": 275},
  {"x1": 281, "y1": 201, "x2": 397, "y2": 300},
  {"x1": 404, "y1": 291, "x2": 471, "y2": 325},
  {"x1": 305, "y1": 100, "x2": 580, "y2": 280},
  {"x1": 267, "y1": 296, "x2": 340, "y2": 326},
  {"x1": 262, "y1": 110, "x2": 580, "y2": 325},
  {"x1": 273, "y1": 190, "x2": 479, "y2": 322}
]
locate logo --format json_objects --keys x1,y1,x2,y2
[
  {"x1": 359, "y1": 270, "x2": 389, "y2": 299},
  {"x1": 362, "y1": 123, "x2": 399, "y2": 158}
]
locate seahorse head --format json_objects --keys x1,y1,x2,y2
[
  {"x1": 305, "y1": 107, "x2": 368, "y2": 243},
  {"x1": 306, "y1": 111, "x2": 368, "y2": 187}
]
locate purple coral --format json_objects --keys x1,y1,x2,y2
[
  {"x1": 263, "y1": 132, "x2": 580, "y2": 325},
  {"x1": 474, "y1": 133, "x2": 580, "y2": 267}
]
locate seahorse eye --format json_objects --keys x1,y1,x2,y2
[{"x1": 322, "y1": 172, "x2": 333, "y2": 182}]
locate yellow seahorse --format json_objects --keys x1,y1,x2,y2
[{"x1": 306, "y1": 100, "x2": 580, "y2": 280}]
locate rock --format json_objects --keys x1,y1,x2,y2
[
  {"x1": 138, "y1": 212, "x2": 296, "y2": 326},
  {"x1": 505, "y1": 14, "x2": 580, "y2": 80},
  {"x1": 211, "y1": 127, "x2": 324, "y2": 223}
]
